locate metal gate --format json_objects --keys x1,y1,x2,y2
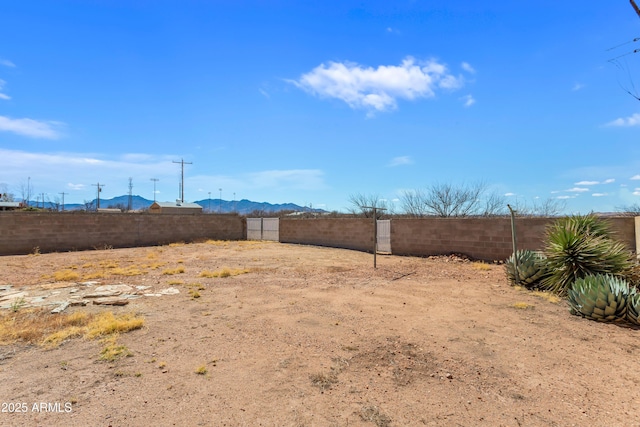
[
  {"x1": 246, "y1": 218, "x2": 279, "y2": 241},
  {"x1": 247, "y1": 218, "x2": 262, "y2": 240},
  {"x1": 262, "y1": 218, "x2": 279, "y2": 241},
  {"x1": 377, "y1": 220, "x2": 391, "y2": 253}
]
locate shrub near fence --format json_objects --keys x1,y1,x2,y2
[{"x1": 0, "y1": 212, "x2": 245, "y2": 255}]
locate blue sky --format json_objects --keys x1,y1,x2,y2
[{"x1": 2, "y1": 1, "x2": 640, "y2": 213}]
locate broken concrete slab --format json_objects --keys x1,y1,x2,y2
[
  {"x1": 0, "y1": 291, "x2": 28, "y2": 303},
  {"x1": 92, "y1": 297, "x2": 130, "y2": 306},
  {"x1": 51, "y1": 302, "x2": 70, "y2": 314},
  {"x1": 85, "y1": 284, "x2": 133, "y2": 298}
]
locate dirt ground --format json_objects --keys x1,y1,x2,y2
[{"x1": 1, "y1": 240, "x2": 639, "y2": 427}]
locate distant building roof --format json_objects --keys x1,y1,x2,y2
[
  {"x1": 0, "y1": 202, "x2": 21, "y2": 210},
  {"x1": 149, "y1": 201, "x2": 203, "y2": 214},
  {"x1": 152, "y1": 201, "x2": 202, "y2": 209}
]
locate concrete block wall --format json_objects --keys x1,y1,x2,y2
[
  {"x1": 279, "y1": 218, "x2": 373, "y2": 252},
  {"x1": 0, "y1": 212, "x2": 245, "y2": 255},
  {"x1": 391, "y1": 217, "x2": 549, "y2": 261},
  {"x1": 280, "y1": 216, "x2": 637, "y2": 261}
]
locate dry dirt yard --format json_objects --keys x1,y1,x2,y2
[{"x1": 1, "y1": 240, "x2": 639, "y2": 427}]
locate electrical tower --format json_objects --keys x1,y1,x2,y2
[
  {"x1": 128, "y1": 177, "x2": 133, "y2": 211},
  {"x1": 173, "y1": 158, "x2": 192, "y2": 202},
  {"x1": 150, "y1": 178, "x2": 159, "y2": 202},
  {"x1": 59, "y1": 192, "x2": 68, "y2": 211}
]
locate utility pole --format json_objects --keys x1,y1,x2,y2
[
  {"x1": 127, "y1": 177, "x2": 133, "y2": 211},
  {"x1": 173, "y1": 158, "x2": 192, "y2": 203},
  {"x1": 92, "y1": 183, "x2": 105, "y2": 210},
  {"x1": 59, "y1": 192, "x2": 68, "y2": 211},
  {"x1": 363, "y1": 206, "x2": 387, "y2": 268},
  {"x1": 41, "y1": 193, "x2": 46, "y2": 209},
  {"x1": 150, "y1": 178, "x2": 159, "y2": 202}
]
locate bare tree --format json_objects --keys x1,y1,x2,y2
[
  {"x1": 83, "y1": 199, "x2": 96, "y2": 211},
  {"x1": 512, "y1": 198, "x2": 566, "y2": 217},
  {"x1": 18, "y1": 179, "x2": 33, "y2": 205},
  {"x1": 399, "y1": 189, "x2": 429, "y2": 217},
  {"x1": 49, "y1": 195, "x2": 62, "y2": 212},
  {"x1": 480, "y1": 191, "x2": 508, "y2": 216},
  {"x1": 347, "y1": 192, "x2": 388, "y2": 218},
  {"x1": 615, "y1": 203, "x2": 640, "y2": 216},
  {"x1": 0, "y1": 183, "x2": 15, "y2": 201}
]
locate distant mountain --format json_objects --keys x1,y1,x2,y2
[
  {"x1": 193, "y1": 198, "x2": 324, "y2": 215},
  {"x1": 27, "y1": 195, "x2": 325, "y2": 215}
]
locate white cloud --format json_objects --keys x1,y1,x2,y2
[
  {"x1": 605, "y1": 113, "x2": 640, "y2": 127},
  {"x1": 461, "y1": 94, "x2": 476, "y2": 107},
  {"x1": 0, "y1": 79, "x2": 9, "y2": 100},
  {"x1": 634, "y1": 190, "x2": 640, "y2": 196},
  {"x1": 388, "y1": 156, "x2": 413, "y2": 167},
  {"x1": 291, "y1": 56, "x2": 466, "y2": 114},
  {"x1": 259, "y1": 88, "x2": 270, "y2": 98},
  {"x1": 631, "y1": 174, "x2": 640, "y2": 180},
  {"x1": 0, "y1": 59, "x2": 15, "y2": 68},
  {"x1": 461, "y1": 62, "x2": 475, "y2": 74},
  {"x1": 602, "y1": 178, "x2": 615, "y2": 184},
  {"x1": 504, "y1": 192, "x2": 516, "y2": 197},
  {"x1": 572, "y1": 83, "x2": 584, "y2": 91},
  {"x1": 567, "y1": 187, "x2": 589, "y2": 192},
  {"x1": 575, "y1": 180, "x2": 599, "y2": 185},
  {"x1": 67, "y1": 183, "x2": 86, "y2": 191},
  {"x1": 0, "y1": 116, "x2": 64, "y2": 139},
  {"x1": 557, "y1": 195, "x2": 574, "y2": 199},
  {"x1": 592, "y1": 193, "x2": 607, "y2": 197}
]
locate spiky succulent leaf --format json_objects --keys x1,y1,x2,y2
[
  {"x1": 627, "y1": 293, "x2": 640, "y2": 325},
  {"x1": 567, "y1": 274, "x2": 632, "y2": 322},
  {"x1": 505, "y1": 250, "x2": 547, "y2": 288},
  {"x1": 541, "y1": 215, "x2": 635, "y2": 296}
]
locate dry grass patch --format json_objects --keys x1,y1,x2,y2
[
  {"x1": 110, "y1": 266, "x2": 147, "y2": 276},
  {"x1": 99, "y1": 335, "x2": 133, "y2": 362},
  {"x1": 83, "y1": 272, "x2": 106, "y2": 280},
  {"x1": 530, "y1": 290, "x2": 561, "y2": 304},
  {"x1": 513, "y1": 302, "x2": 534, "y2": 310},
  {"x1": 199, "y1": 268, "x2": 249, "y2": 278},
  {"x1": 53, "y1": 269, "x2": 80, "y2": 282},
  {"x1": 0, "y1": 308, "x2": 144, "y2": 348},
  {"x1": 99, "y1": 260, "x2": 119, "y2": 269},
  {"x1": 162, "y1": 266, "x2": 185, "y2": 275},
  {"x1": 472, "y1": 262, "x2": 492, "y2": 271}
]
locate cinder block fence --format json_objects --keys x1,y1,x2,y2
[
  {"x1": 0, "y1": 212, "x2": 637, "y2": 261},
  {"x1": 0, "y1": 212, "x2": 245, "y2": 255}
]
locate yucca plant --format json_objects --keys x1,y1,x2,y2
[
  {"x1": 541, "y1": 214, "x2": 635, "y2": 296},
  {"x1": 505, "y1": 250, "x2": 547, "y2": 289},
  {"x1": 568, "y1": 274, "x2": 634, "y2": 322}
]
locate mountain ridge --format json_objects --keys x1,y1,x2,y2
[{"x1": 28, "y1": 195, "x2": 325, "y2": 215}]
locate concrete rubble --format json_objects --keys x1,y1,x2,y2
[{"x1": 0, "y1": 281, "x2": 181, "y2": 313}]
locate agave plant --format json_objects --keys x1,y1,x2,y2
[
  {"x1": 627, "y1": 293, "x2": 640, "y2": 325},
  {"x1": 505, "y1": 250, "x2": 547, "y2": 288},
  {"x1": 568, "y1": 274, "x2": 634, "y2": 322},
  {"x1": 541, "y1": 214, "x2": 635, "y2": 296}
]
